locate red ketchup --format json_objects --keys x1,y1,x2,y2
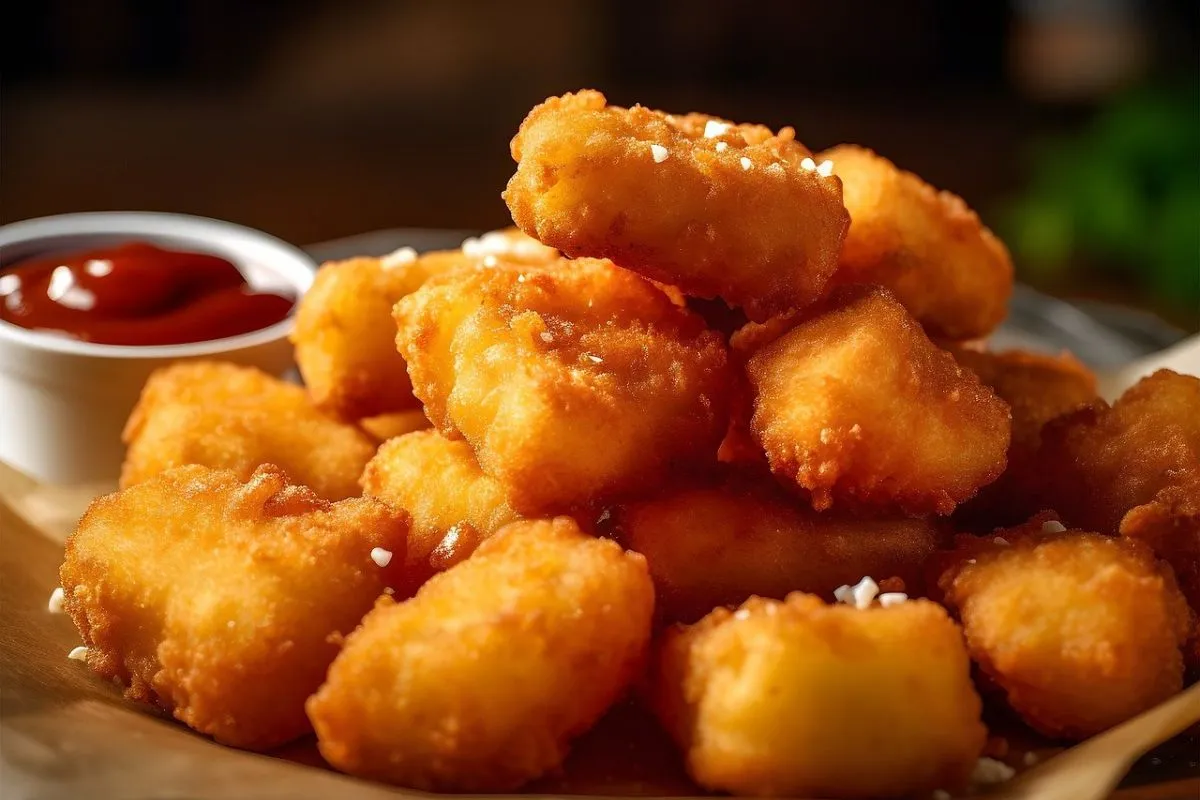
[{"x1": 0, "y1": 242, "x2": 295, "y2": 346}]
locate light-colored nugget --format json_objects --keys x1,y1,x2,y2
[
  {"x1": 650, "y1": 593, "x2": 986, "y2": 798},
  {"x1": 820, "y1": 144, "x2": 1014, "y2": 339},
  {"x1": 613, "y1": 472, "x2": 941, "y2": 622},
  {"x1": 59, "y1": 464, "x2": 408, "y2": 750},
  {"x1": 292, "y1": 231, "x2": 558, "y2": 420},
  {"x1": 937, "y1": 524, "x2": 1193, "y2": 739},
  {"x1": 121, "y1": 361, "x2": 376, "y2": 500},
  {"x1": 395, "y1": 258, "x2": 732, "y2": 513},
  {"x1": 306, "y1": 517, "x2": 655, "y2": 791},
  {"x1": 360, "y1": 429, "x2": 521, "y2": 592},
  {"x1": 505, "y1": 90, "x2": 849, "y2": 321},
  {"x1": 744, "y1": 285, "x2": 1011, "y2": 515}
]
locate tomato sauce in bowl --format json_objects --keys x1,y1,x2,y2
[{"x1": 0, "y1": 241, "x2": 296, "y2": 346}]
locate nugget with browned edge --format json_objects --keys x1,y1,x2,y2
[
  {"x1": 360, "y1": 429, "x2": 521, "y2": 593},
  {"x1": 395, "y1": 258, "x2": 732, "y2": 513},
  {"x1": 937, "y1": 522, "x2": 1193, "y2": 739},
  {"x1": 505, "y1": 90, "x2": 849, "y2": 322},
  {"x1": 59, "y1": 464, "x2": 408, "y2": 750},
  {"x1": 820, "y1": 144, "x2": 1013, "y2": 340},
  {"x1": 951, "y1": 348, "x2": 1098, "y2": 529},
  {"x1": 121, "y1": 361, "x2": 376, "y2": 500},
  {"x1": 650, "y1": 593, "x2": 985, "y2": 798},
  {"x1": 744, "y1": 285, "x2": 1011, "y2": 515},
  {"x1": 612, "y1": 470, "x2": 941, "y2": 622},
  {"x1": 293, "y1": 230, "x2": 558, "y2": 421},
  {"x1": 307, "y1": 517, "x2": 654, "y2": 791},
  {"x1": 1035, "y1": 369, "x2": 1200, "y2": 536}
]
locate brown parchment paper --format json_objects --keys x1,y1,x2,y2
[{"x1": 1, "y1": 460, "x2": 1196, "y2": 800}]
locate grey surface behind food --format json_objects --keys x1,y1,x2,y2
[{"x1": 305, "y1": 229, "x2": 1186, "y2": 368}]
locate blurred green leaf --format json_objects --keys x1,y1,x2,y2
[{"x1": 1001, "y1": 82, "x2": 1200, "y2": 317}]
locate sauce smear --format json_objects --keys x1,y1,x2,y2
[{"x1": 0, "y1": 242, "x2": 295, "y2": 345}]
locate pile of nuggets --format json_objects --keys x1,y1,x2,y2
[{"x1": 59, "y1": 90, "x2": 1199, "y2": 798}]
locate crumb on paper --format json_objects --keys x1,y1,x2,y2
[
  {"x1": 851, "y1": 576, "x2": 879, "y2": 609},
  {"x1": 971, "y1": 757, "x2": 1016, "y2": 785},
  {"x1": 48, "y1": 587, "x2": 65, "y2": 613}
]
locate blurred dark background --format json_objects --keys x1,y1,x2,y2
[{"x1": 3, "y1": 0, "x2": 1198, "y2": 328}]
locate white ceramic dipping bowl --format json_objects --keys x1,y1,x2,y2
[{"x1": 0, "y1": 212, "x2": 316, "y2": 485}]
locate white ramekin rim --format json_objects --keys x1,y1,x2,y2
[{"x1": 0, "y1": 211, "x2": 316, "y2": 359}]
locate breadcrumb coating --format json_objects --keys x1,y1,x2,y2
[{"x1": 60, "y1": 464, "x2": 408, "y2": 750}]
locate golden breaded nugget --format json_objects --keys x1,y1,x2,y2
[
  {"x1": 612, "y1": 471, "x2": 941, "y2": 622},
  {"x1": 360, "y1": 430, "x2": 521, "y2": 592},
  {"x1": 292, "y1": 230, "x2": 558, "y2": 421},
  {"x1": 744, "y1": 286, "x2": 1011, "y2": 515},
  {"x1": 358, "y1": 409, "x2": 431, "y2": 443},
  {"x1": 650, "y1": 594, "x2": 985, "y2": 798},
  {"x1": 951, "y1": 348, "x2": 1098, "y2": 528},
  {"x1": 395, "y1": 258, "x2": 732, "y2": 513},
  {"x1": 505, "y1": 90, "x2": 849, "y2": 322},
  {"x1": 121, "y1": 361, "x2": 375, "y2": 500},
  {"x1": 306, "y1": 517, "x2": 654, "y2": 791},
  {"x1": 937, "y1": 524, "x2": 1192, "y2": 739},
  {"x1": 820, "y1": 144, "x2": 1014, "y2": 339},
  {"x1": 1036, "y1": 370, "x2": 1200, "y2": 535},
  {"x1": 60, "y1": 464, "x2": 408, "y2": 750}
]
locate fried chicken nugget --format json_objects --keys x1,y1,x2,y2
[
  {"x1": 60, "y1": 464, "x2": 408, "y2": 750},
  {"x1": 292, "y1": 231, "x2": 558, "y2": 421},
  {"x1": 744, "y1": 285, "x2": 1011, "y2": 515},
  {"x1": 1036, "y1": 370, "x2": 1200, "y2": 535},
  {"x1": 394, "y1": 258, "x2": 732, "y2": 513},
  {"x1": 649, "y1": 593, "x2": 985, "y2": 798},
  {"x1": 360, "y1": 429, "x2": 521, "y2": 592},
  {"x1": 937, "y1": 524, "x2": 1193, "y2": 739},
  {"x1": 306, "y1": 517, "x2": 655, "y2": 791},
  {"x1": 1031, "y1": 370, "x2": 1200, "y2": 663},
  {"x1": 951, "y1": 348, "x2": 1098, "y2": 528},
  {"x1": 612, "y1": 471, "x2": 941, "y2": 623},
  {"x1": 819, "y1": 144, "x2": 1014, "y2": 339},
  {"x1": 121, "y1": 361, "x2": 375, "y2": 500},
  {"x1": 504, "y1": 90, "x2": 850, "y2": 322}
]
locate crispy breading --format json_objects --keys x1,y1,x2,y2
[
  {"x1": 59, "y1": 464, "x2": 408, "y2": 750},
  {"x1": 306, "y1": 517, "x2": 654, "y2": 791},
  {"x1": 744, "y1": 285, "x2": 1011, "y2": 515},
  {"x1": 951, "y1": 348, "x2": 1099, "y2": 528},
  {"x1": 291, "y1": 230, "x2": 557, "y2": 421},
  {"x1": 120, "y1": 361, "x2": 376, "y2": 500},
  {"x1": 358, "y1": 409, "x2": 431, "y2": 443},
  {"x1": 360, "y1": 430, "x2": 521, "y2": 593},
  {"x1": 394, "y1": 258, "x2": 732, "y2": 513},
  {"x1": 649, "y1": 593, "x2": 985, "y2": 798},
  {"x1": 937, "y1": 524, "x2": 1193, "y2": 739},
  {"x1": 504, "y1": 90, "x2": 849, "y2": 321},
  {"x1": 1035, "y1": 370, "x2": 1200, "y2": 535},
  {"x1": 612, "y1": 470, "x2": 941, "y2": 622},
  {"x1": 820, "y1": 144, "x2": 1014, "y2": 339}
]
